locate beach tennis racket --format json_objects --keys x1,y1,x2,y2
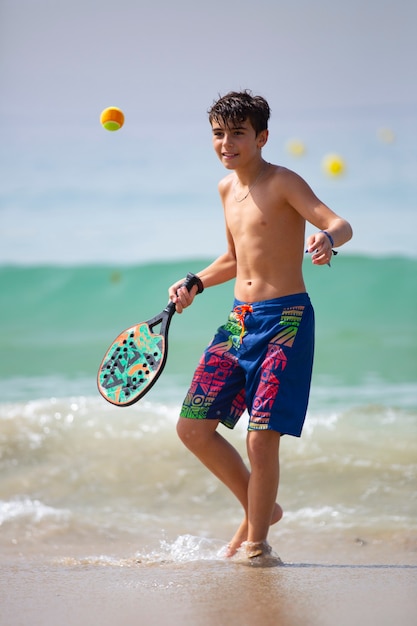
[{"x1": 97, "y1": 272, "x2": 203, "y2": 407}]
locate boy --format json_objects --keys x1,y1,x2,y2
[{"x1": 168, "y1": 90, "x2": 352, "y2": 559}]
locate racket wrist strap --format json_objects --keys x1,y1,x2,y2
[{"x1": 186, "y1": 272, "x2": 204, "y2": 294}]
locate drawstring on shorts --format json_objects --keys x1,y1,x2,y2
[{"x1": 233, "y1": 304, "x2": 253, "y2": 343}]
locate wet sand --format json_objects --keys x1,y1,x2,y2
[{"x1": 1, "y1": 537, "x2": 416, "y2": 626}]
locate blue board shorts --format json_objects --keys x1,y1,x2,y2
[{"x1": 180, "y1": 292, "x2": 315, "y2": 437}]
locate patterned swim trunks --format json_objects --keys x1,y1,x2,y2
[{"x1": 180, "y1": 292, "x2": 315, "y2": 437}]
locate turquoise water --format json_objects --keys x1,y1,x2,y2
[{"x1": 1, "y1": 256, "x2": 416, "y2": 404}]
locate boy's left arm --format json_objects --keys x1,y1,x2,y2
[{"x1": 284, "y1": 169, "x2": 353, "y2": 266}]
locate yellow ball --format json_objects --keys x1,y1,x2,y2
[
  {"x1": 322, "y1": 153, "x2": 346, "y2": 177},
  {"x1": 100, "y1": 106, "x2": 125, "y2": 131}
]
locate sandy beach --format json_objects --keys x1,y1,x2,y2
[{"x1": 1, "y1": 534, "x2": 416, "y2": 626}]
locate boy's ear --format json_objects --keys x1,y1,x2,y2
[{"x1": 257, "y1": 129, "x2": 269, "y2": 148}]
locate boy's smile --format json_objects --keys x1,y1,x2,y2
[{"x1": 211, "y1": 119, "x2": 267, "y2": 170}]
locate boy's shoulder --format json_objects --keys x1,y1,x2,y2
[
  {"x1": 269, "y1": 164, "x2": 312, "y2": 190},
  {"x1": 218, "y1": 172, "x2": 234, "y2": 193},
  {"x1": 269, "y1": 164, "x2": 303, "y2": 179}
]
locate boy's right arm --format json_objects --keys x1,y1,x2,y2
[
  {"x1": 170, "y1": 181, "x2": 236, "y2": 313},
  {"x1": 169, "y1": 247, "x2": 237, "y2": 314}
]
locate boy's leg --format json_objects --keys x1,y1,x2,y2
[
  {"x1": 176, "y1": 417, "x2": 250, "y2": 508},
  {"x1": 177, "y1": 417, "x2": 282, "y2": 555},
  {"x1": 227, "y1": 430, "x2": 281, "y2": 556},
  {"x1": 245, "y1": 429, "x2": 281, "y2": 554}
]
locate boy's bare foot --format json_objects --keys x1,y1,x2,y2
[
  {"x1": 225, "y1": 502, "x2": 283, "y2": 557},
  {"x1": 244, "y1": 540, "x2": 272, "y2": 558},
  {"x1": 225, "y1": 519, "x2": 248, "y2": 558}
]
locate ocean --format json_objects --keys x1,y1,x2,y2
[{"x1": 1, "y1": 103, "x2": 416, "y2": 566}]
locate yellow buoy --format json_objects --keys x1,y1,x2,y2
[
  {"x1": 285, "y1": 138, "x2": 306, "y2": 157},
  {"x1": 377, "y1": 127, "x2": 395, "y2": 144},
  {"x1": 322, "y1": 153, "x2": 346, "y2": 177}
]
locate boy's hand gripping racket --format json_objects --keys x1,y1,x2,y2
[{"x1": 97, "y1": 272, "x2": 203, "y2": 407}]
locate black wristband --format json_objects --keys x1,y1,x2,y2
[{"x1": 186, "y1": 272, "x2": 204, "y2": 294}]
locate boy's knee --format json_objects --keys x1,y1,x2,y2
[
  {"x1": 247, "y1": 430, "x2": 280, "y2": 465},
  {"x1": 176, "y1": 417, "x2": 191, "y2": 442},
  {"x1": 176, "y1": 417, "x2": 202, "y2": 448},
  {"x1": 176, "y1": 417, "x2": 216, "y2": 451}
]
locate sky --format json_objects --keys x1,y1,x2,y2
[
  {"x1": 1, "y1": 0, "x2": 416, "y2": 263},
  {"x1": 1, "y1": 0, "x2": 417, "y2": 132}
]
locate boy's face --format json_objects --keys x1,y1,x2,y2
[{"x1": 211, "y1": 117, "x2": 268, "y2": 170}]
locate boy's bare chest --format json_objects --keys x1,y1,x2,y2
[{"x1": 225, "y1": 198, "x2": 296, "y2": 236}]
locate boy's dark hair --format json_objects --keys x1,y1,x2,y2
[{"x1": 208, "y1": 90, "x2": 270, "y2": 136}]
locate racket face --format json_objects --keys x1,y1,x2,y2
[{"x1": 97, "y1": 322, "x2": 166, "y2": 406}]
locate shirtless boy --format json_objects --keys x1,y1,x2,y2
[{"x1": 168, "y1": 90, "x2": 352, "y2": 559}]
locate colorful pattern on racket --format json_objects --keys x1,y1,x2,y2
[
  {"x1": 97, "y1": 272, "x2": 203, "y2": 407},
  {"x1": 97, "y1": 321, "x2": 167, "y2": 406}
]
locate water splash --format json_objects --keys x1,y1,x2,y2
[
  {"x1": 138, "y1": 534, "x2": 227, "y2": 564},
  {"x1": 137, "y1": 534, "x2": 284, "y2": 568}
]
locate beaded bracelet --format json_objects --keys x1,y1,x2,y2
[{"x1": 321, "y1": 230, "x2": 334, "y2": 247}]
